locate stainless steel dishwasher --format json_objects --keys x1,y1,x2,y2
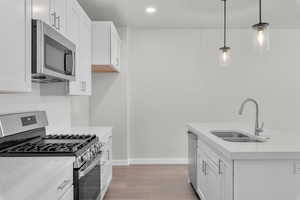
[{"x1": 188, "y1": 131, "x2": 198, "y2": 191}]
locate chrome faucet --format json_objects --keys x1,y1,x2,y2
[{"x1": 238, "y1": 98, "x2": 264, "y2": 136}]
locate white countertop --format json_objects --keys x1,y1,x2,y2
[
  {"x1": 188, "y1": 123, "x2": 300, "y2": 160},
  {"x1": 47, "y1": 126, "x2": 113, "y2": 141}
]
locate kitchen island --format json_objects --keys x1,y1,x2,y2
[{"x1": 188, "y1": 123, "x2": 300, "y2": 200}]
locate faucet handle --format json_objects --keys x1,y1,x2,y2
[
  {"x1": 257, "y1": 122, "x2": 264, "y2": 133},
  {"x1": 261, "y1": 122, "x2": 264, "y2": 129}
]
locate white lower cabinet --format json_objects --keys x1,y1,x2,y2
[
  {"x1": 197, "y1": 148, "x2": 207, "y2": 199},
  {"x1": 205, "y1": 159, "x2": 223, "y2": 200},
  {"x1": 100, "y1": 134, "x2": 113, "y2": 199},
  {"x1": 197, "y1": 139, "x2": 232, "y2": 200},
  {"x1": 58, "y1": 186, "x2": 74, "y2": 200},
  {"x1": 37, "y1": 158, "x2": 73, "y2": 200},
  {"x1": 0, "y1": 157, "x2": 74, "y2": 200},
  {"x1": 196, "y1": 137, "x2": 300, "y2": 200}
]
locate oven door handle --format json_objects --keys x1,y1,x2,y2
[{"x1": 79, "y1": 153, "x2": 102, "y2": 179}]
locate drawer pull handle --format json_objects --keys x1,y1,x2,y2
[
  {"x1": 57, "y1": 180, "x2": 71, "y2": 191},
  {"x1": 218, "y1": 159, "x2": 223, "y2": 175}
]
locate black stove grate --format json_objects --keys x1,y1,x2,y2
[
  {"x1": 1, "y1": 134, "x2": 97, "y2": 154},
  {"x1": 8, "y1": 142, "x2": 81, "y2": 153},
  {"x1": 45, "y1": 134, "x2": 94, "y2": 140}
]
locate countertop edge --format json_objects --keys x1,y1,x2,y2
[{"x1": 187, "y1": 123, "x2": 300, "y2": 160}]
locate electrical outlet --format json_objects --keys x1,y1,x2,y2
[{"x1": 294, "y1": 162, "x2": 300, "y2": 174}]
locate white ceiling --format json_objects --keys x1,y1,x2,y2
[{"x1": 78, "y1": 0, "x2": 300, "y2": 28}]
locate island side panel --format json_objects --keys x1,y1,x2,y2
[{"x1": 234, "y1": 160, "x2": 300, "y2": 200}]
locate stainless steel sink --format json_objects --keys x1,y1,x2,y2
[
  {"x1": 211, "y1": 131, "x2": 249, "y2": 138},
  {"x1": 221, "y1": 137, "x2": 264, "y2": 143},
  {"x1": 210, "y1": 130, "x2": 265, "y2": 143}
]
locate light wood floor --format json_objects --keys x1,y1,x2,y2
[{"x1": 104, "y1": 165, "x2": 199, "y2": 200}]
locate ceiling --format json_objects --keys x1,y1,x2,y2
[{"x1": 78, "y1": 0, "x2": 300, "y2": 28}]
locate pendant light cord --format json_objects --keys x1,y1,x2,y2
[
  {"x1": 223, "y1": 0, "x2": 227, "y2": 47},
  {"x1": 259, "y1": 0, "x2": 262, "y2": 23}
]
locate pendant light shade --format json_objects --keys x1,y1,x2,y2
[
  {"x1": 219, "y1": 0, "x2": 231, "y2": 66},
  {"x1": 252, "y1": 0, "x2": 270, "y2": 50},
  {"x1": 219, "y1": 47, "x2": 231, "y2": 66}
]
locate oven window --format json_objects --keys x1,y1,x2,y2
[
  {"x1": 44, "y1": 35, "x2": 74, "y2": 75},
  {"x1": 79, "y1": 164, "x2": 101, "y2": 200}
]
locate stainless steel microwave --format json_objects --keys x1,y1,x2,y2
[{"x1": 32, "y1": 20, "x2": 76, "y2": 83}]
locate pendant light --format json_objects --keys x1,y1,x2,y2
[
  {"x1": 219, "y1": 0, "x2": 231, "y2": 66},
  {"x1": 252, "y1": 0, "x2": 270, "y2": 50}
]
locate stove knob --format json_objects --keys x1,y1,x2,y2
[
  {"x1": 79, "y1": 156, "x2": 85, "y2": 163},
  {"x1": 87, "y1": 152, "x2": 92, "y2": 160},
  {"x1": 83, "y1": 154, "x2": 89, "y2": 162},
  {"x1": 91, "y1": 148, "x2": 96, "y2": 156},
  {"x1": 82, "y1": 156, "x2": 86, "y2": 162}
]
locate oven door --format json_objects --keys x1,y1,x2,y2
[{"x1": 74, "y1": 154, "x2": 101, "y2": 200}]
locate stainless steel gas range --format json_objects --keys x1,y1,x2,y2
[{"x1": 0, "y1": 111, "x2": 103, "y2": 200}]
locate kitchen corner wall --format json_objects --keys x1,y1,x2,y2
[{"x1": 90, "y1": 28, "x2": 130, "y2": 162}]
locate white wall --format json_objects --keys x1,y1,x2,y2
[
  {"x1": 0, "y1": 84, "x2": 72, "y2": 127},
  {"x1": 128, "y1": 28, "x2": 300, "y2": 160},
  {"x1": 71, "y1": 96, "x2": 90, "y2": 126},
  {"x1": 0, "y1": 82, "x2": 90, "y2": 129}
]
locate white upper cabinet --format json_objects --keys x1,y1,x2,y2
[
  {"x1": 52, "y1": 0, "x2": 67, "y2": 34},
  {"x1": 32, "y1": 0, "x2": 66, "y2": 35},
  {"x1": 92, "y1": 22, "x2": 121, "y2": 72},
  {"x1": 67, "y1": 0, "x2": 92, "y2": 96},
  {"x1": 0, "y1": 0, "x2": 32, "y2": 92}
]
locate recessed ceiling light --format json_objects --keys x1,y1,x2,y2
[{"x1": 145, "y1": 6, "x2": 157, "y2": 14}]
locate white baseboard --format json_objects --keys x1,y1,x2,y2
[
  {"x1": 112, "y1": 160, "x2": 130, "y2": 166},
  {"x1": 129, "y1": 158, "x2": 188, "y2": 165}
]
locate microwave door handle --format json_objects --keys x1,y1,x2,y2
[
  {"x1": 64, "y1": 52, "x2": 68, "y2": 74},
  {"x1": 73, "y1": 52, "x2": 76, "y2": 76},
  {"x1": 64, "y1": 52, "x2": 72, "y2": 75}
]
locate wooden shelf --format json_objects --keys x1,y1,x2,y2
[{"x1": 92, "y1": 65, "x2": 119, "y2": 73}]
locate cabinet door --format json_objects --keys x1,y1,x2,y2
[
  {"x1": 101, "y1": 136, "x2": 113, "y2": 191},
  {"x1": 0, "y1": 0, "x2": 31, "y2": 92},
  {"x1": 58, "y1": 187, "x2": 73, "y2": 200},
  {"x1": 78, "y1": 15, "x2": 92, "y2": 95},
  {"x1": 67, "y1": 0, "x2": 80, "y2": 94},
  {"x1": 197, "y1": 150, "x2": 208, "y2": 200},
  {"x1": 54, "y1": 0, "x2": 66, "y2": 34},
  {"x1": 205, "y1": 159, "x2": 223, "y2": 200},
  {"x1": 68, "y1": 0, "x2": 91, "y2": 96},
  {"x1": 110, "y1": 26, "x2": 121, "y2": 70},
  {"x1": 32, "y1": 0, "x2": 56, "y2": 28}
]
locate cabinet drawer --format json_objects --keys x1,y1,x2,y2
[
  {"x1": 58, "y1": 186, "x2": 73, "y2": 200},
  {"x1": 48, "y1": 160, "x2": 73, "y2": 200},
  {"x1": 18, "y1": 158, "x2": 74, "y2": 200},
  {"x1": 37, "y1": 159, "x2": 73, "y2": 200}
]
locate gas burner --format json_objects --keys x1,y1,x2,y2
[
  {"x1": 45, "y1": 134, "x2": 94, "y2": 140},
  {"x1": 8, "y1": 142, "x2": 81, "y2": 153}
]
